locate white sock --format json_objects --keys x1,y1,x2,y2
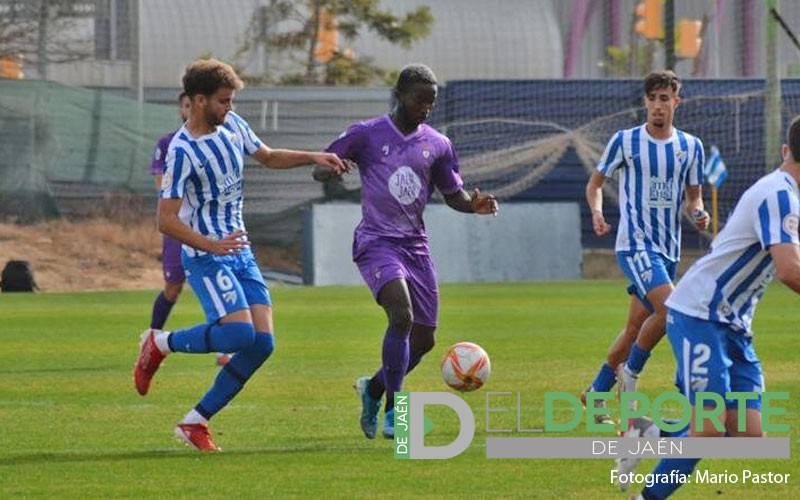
[
  {"x1": 154, "y1": 331, "x2": 172, "y2": 354},
  {"x1": 181, "y1": 409, "x2": 208, "y2": 426}
]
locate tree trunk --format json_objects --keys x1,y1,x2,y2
[{"x1": 305, "y1": 0, "x2": 322, "y2": 84}]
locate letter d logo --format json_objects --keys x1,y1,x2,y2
[{"x1": 396, "y1": 392, "x2": 475, "y2": 459}]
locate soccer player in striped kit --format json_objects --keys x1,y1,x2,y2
[
  {"x1": 133, "y1": 58, "x2": 346, "y2": 451},
  {"x1": 626, "y1": 116, "x2": 800, "y2": 499},
  {"x1": 148, "y1": 92, "x2": 230, "y2": 366},
  {"x1": 582, "y1": 71, "x2": 710, "y2": 425}
]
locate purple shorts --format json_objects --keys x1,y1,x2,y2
[
  {"x1": 353, "y1": 234, "x2": 438, "y2": 327},
  {"x1": 162, "y1": 234, "x2": 185, "y2": 283}
]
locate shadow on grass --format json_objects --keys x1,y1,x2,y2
[
  {"x1": 0, "y1": 365, "x2": 118, "y2": 374},
  {"x1": 0, "y1": 442, "x2": 381, "y2": 466}
]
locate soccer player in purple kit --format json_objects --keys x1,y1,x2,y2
[
  {"x1": 148, "y1": 92, "x2": 230, "y2": 366},
  {"x1": 133, "y1": 58, "x2": 346, "y2": 451},
  {"x1": 314, "y1": 64, "x2": 499, "y2": 439}
]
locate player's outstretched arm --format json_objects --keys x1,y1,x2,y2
[
  {"x1": 769, "y1": 243, "x2": 800, "y2": 294},
  {"x1": 443, "y1": 188, "x2": 499, "y2": 215},
  {"x1": 157, "y1": 198, "x2": 249, "y2": 256},
  {"x1": 586, "y1": 171, "x2": 612, "y2": 236},
  {"x1": 253, "y1": 144, "x2": 348, "y2": 174}
]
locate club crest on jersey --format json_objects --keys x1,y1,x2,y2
[
  {"x1": 676, "y1": 150, "x2": 687, "y2": 162},
  {"x1": 382, "y1": 144, "x2": 390, "y2": 156},
  {"x1": 422, "y1": 150, "x2": 430, "y2": 159},
  {"x1": 782, "y1": 213, "x2": 799, "y2": 236},
  {"x1": 389, "y1": 166, "x2": 422, "y2": 205}
]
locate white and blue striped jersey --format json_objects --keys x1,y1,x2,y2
[
  {"x1": 667, "y1": 169, "x2": 800, "y2": 335},
  {"x1": 160, "y1": 111, "x2": 262, "y2": 257},
  {"x1": 598, "y1": 124, "x2": 705, "y2": 261}
]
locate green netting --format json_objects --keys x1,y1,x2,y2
[{"x1": 0, "y1": 80, "x2": 178, "y2": 221}]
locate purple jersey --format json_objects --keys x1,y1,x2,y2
[
  {"x1": 326, "y1": 114, "x2": 463, "y2": 241},
  {"x1": 149, "y1": 131, "x2": 177, "y2": 176}
]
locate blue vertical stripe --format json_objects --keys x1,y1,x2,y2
[
  {"x1": 204, "y1": 139, "x2": 230, "y2": 175},
  {"x1": 169, "y1": 149, "x2": 186, "y2": 198},
  {"x1": 694, "y1": 139, "x2": 706, "y2": 185},
  {"x1": 758, "y1": 200, "x2": 771, "y2": 247},
  {"x1": 599, "y1": 131, "x2": 623, "y2": 175},
  {"x1": 778, "y1": 190, "x2": 792, "y2": 242},
  {"x1": 219, "y1": 133, "x2": 243, "y2": 177},
  {"x1": 665, "y1": 141, "x2": 676, "y2": 257},
  {"x1": 726, "y1": 254, "x2": 773, "y2": 311},
  {"x1": 632, "y1": 128, "x2": 644, "y2": 251},
  {"x1": 188, "y1": 174, "x2": 210, "y2": 237},
  {"x1": 708, "y1": 243, "x2": 761, "y2": 322}
]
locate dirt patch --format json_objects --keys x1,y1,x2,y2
[{"x1": 0, "y1": 218, "x2": 301, "y2": 292}]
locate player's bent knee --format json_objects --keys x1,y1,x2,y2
[
  {"x1": 216, "y1": 322, "x2": 256, "y2": 352},
  {"x1": 387, "y1": 307, "x2": 414, "y2": 332},
  {"x1": 254, "y1": 333, "x2": 275, "y2": 360}
]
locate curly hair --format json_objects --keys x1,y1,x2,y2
[{"x1": 183, "y1": 59, "x2": 244, "y2": 97}]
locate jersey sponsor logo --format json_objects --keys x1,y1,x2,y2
[
  {"x1": 781, "y1": 213, "x2": 799, "y2": 236},
  {"x1": 161, "y1": 171, "x2": 173, "y2": 190},
  {"x1": 154, "y1": 147, "x2": 162, "y2": 161},
  {"x1": 649, "y1": 177, "x2": 674, "y2": 207},
  {"x1": 221, "y1": 174, "x2": 242, "y2": 196},
  {"x1": 389, "y1": 166, "x2": 422, "y2": 205}
]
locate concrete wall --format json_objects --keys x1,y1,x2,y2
[{"x1": 303, "y1": 202, "x2": 582, "y2": 286}]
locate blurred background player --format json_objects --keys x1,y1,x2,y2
[
  {"x1": 582, "y1": 71, "x2": 709, "y2": 423},
  {"x1": 626, "y1": 115, "x2": 800, "y2": 500},
  {"x1": 314, "y1": 63, "x2": 499, "y2": 439},
  {"x1": 133, "y1": 58, "x2": 346, "y2": 451},
  {"x1": 147, "y1": 93, "x2": 230, "y2": 367}
]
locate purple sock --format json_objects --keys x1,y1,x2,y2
[
  {"x1": 381, "y1": 326, "x2": 410, "y2": 409},
  {"x1": 150, "y1": 292, "x2": 175, "y2": 330},
  {"x1": 368, "y1": 348, "x2": 426, "y2": 400}
]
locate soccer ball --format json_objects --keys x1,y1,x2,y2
[{"x1": 440, "y1": 341, "x2": 491, "y2": 392}]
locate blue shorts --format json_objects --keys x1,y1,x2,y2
[
  {"x1": 666, "y1": 309, "x2": 763, "y2": 411},
  {"x1": 616, "y1": 250, "x2": 677, "y2": 312},
  {"x1": 182, "y1": 247, "x2": 272, "y2": 323}
]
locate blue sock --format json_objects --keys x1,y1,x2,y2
[
  {"x1": 196, "y1": 333, "x2": 275, "y2": 419},
  {"x1": 659, "y1": 419, "x2": 689, "y2": 438},
  {"x1": 641, "y1": 457, "x2": 701, "y2": 499},
  {"x1": 590, "y1": 363, "x2": 617, "y2": 392},
  {"x1": 626, "y1": 343, "x2": 651, "y2": 374},
  {"x1": 168, "y1": 322, "x2": 255, "y2": 353}
]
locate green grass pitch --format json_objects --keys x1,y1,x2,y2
[{"x1": 1, "y1": 281, "x2": 797, "y2": 499}]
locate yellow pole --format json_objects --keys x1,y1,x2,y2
[{"x1": 711, "y1": 186, "x2": 719, "y2": 236}]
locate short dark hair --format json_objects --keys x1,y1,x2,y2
[
  {"x1": 644, "y1": 70, "x2": 681, "y2": 95},
  {"x1": 395, "y1": 63, "x2": 437, "y2": 93},
  {"x1": 182, "y1": 59, "x2": 243, "y2": 97},
  {"x1": 178, "y1": 91, "x2": 188, "y2": 102},
  {"x1": 787, "y1": 115, "x2": 800, "y2": 162}
]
